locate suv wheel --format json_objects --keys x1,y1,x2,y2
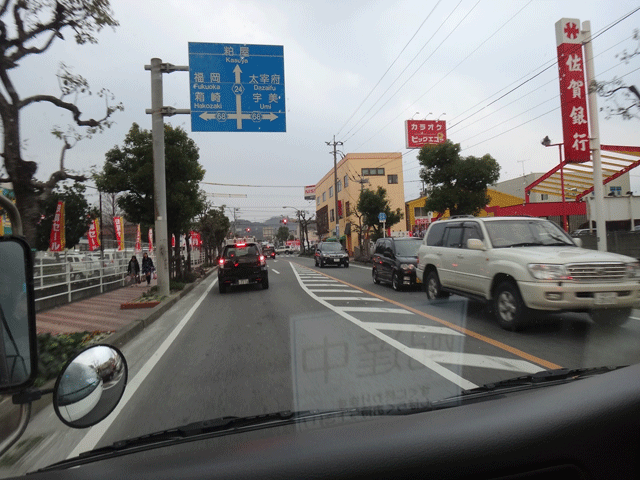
[
  {"x1": 590, "y1": 307, "x2": 631, "y2": 327},
  {"x1": 493, "y1": 281, "x2": 528, "y2": 331},
  {"x1": 320, "y1": 259, "x2": 325, "y2": 268},
  {"x1": 425, "y1": 270, "x2": 448, "y2": 300},
  {"x1": 392, "y1": 272, "x2": 401, "y2": 291},
  {"x1": 372, "y1": 268, "x2": 380, "y2": 284}
]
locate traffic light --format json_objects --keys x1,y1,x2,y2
[
  {"x1": 246, "y1": 228, "x2": 251, "y2": 233},
  {"x1": 283, "y1": 218, "x2": 288, "y2": 225}
]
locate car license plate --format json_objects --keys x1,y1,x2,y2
[
  {"x1": 594, "y1": 292, "x2": 617, "y2": 305},
  {"x1": 333, "y1": 259, "x2": 339, "y2": 263},
  {"x1": 238, "y1": 279, "x2": 249, "y2": 285}
]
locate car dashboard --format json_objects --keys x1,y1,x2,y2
[{"x1": 25, "y1": 362, "x2": 640, "y2": 480}]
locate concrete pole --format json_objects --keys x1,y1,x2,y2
[
  {"x1": 150, "y1": 58, "x2": 170, "y2": 296},
  {"x1": 583, "y1": 21, "x2": 607, "y2": 252}
]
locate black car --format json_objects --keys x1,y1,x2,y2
[
  {"x1": 217, "y1": 241, "x2": 269, "y2": 293},
  {"x1": 262, "y1": 245, "x2": 276, "y2": 259},
  {"x1": 372, "y1": 237, "x2": 422, "y2": 290},
  {"x1": 315, "y1": 242, "x2": 349, "y2": 268}
]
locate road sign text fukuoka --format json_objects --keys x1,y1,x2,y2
[
  {"x1": 405, "y1": 120, "x2": 447, "y2": 149},
  {"x1": 188, "y1": 43, "x2": 286, "y2": 132}
]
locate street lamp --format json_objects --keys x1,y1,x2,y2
[{"x1": 541, "y1": 136, "x2": 568, "y2": 232}]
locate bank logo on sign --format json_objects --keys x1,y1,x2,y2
[{"x1": 188, "y1": 42, "x2": 286, "y2": 133}]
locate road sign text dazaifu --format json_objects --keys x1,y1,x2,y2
[
  {"x1": 405, "y1": 120, "x2": 446, "y2": 149},
  {"x1": 188, "y1": 43, "x2": 286, "y2": 133},
  {"x1": 555, "y1": 19, "x2": 590, "y2": 163}
]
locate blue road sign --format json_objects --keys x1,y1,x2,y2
[
  {"x1": 378, "y1": 212, "x2": 387, "y2": 222},
  {"x1": 188, "y1": 42, "x2": 286, "y2": 133}
]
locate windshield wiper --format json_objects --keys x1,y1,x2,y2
[
  {"x1": 457, "y1": 366, "x2": 627, "y2": 397},
  {"x1": 507, "y1": 242, "x2": 544, "y2": 247},
  {"x1": 38, "y1": 403, "x2": 443, "y2": 471}
]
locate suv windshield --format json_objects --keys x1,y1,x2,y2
[
  {"x1": 485, "y1": 220, "x2": 575, "y2": 248},
  {"x1": 321, "y1": 243, "x2": 343, "y2": 252},
  {"x1": 394, "y1": 239, "x2": 422, "y2": 257},
  {"x1": 224, "y1": 244, "x2": 259, "y2": 257}
]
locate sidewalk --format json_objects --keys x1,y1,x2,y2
[{"x1": 36, "y1": 277, "x2": 158, "y2": 335}]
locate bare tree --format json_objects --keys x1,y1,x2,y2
[
  {"x1": 0, "y1": 1, "x2": 123, "y2": 246},
  {"x1": 593, "y1": 29, "x2": 640, "y2": 121}
]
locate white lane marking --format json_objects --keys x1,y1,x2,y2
[
  {"x1": 290, "y1": 263, "x2": 477, "y2": 390},
  {"x1": 271, "y1": 269, "x2": 280, "y2": 274},
  {"x1": 340, "y1": 307, "x2": 414, "y2": 315},
  {"x1": 364, "y1": 323, "x2": 464, "y2": 335},
  {"x1": 301, "y1": 283, "x2": 340, "y2": 286},
  {"x1": 67, "y1": 277, "x2": 218, "y2": 458},
  {"x1": 629, "y1": 316, "x2": 640, "y2": 321},
  {"x1": 349, "y1": 264, "x2": 371, "y2": 270},
  {"x1": 308, "y1": 289, "x2": 358, "y2": 293},
  {"x1": 409, "y1": 348, "x2": 540, "y2": 373},
  {"x1": 317, "y1": 296, "x2": 383, "y2": 301}
]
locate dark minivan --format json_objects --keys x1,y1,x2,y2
[{"x1": 372, "y1": 237, "x2": 423, "y2": 290}]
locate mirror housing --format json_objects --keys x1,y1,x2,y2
[
  {"x1": 467, "y1": 238, "x2": 486, "y2": 251},
  {"x1": 0, "y1": 236, "x2": 38, "y2": 393},
  {"x1": 53, "y1": 344, "x2": 128, "y2": 428}
]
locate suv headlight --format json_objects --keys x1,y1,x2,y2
[
  {"x1": 400, "y1": 264, "x2": 415, "y2": 270},
  {"x1": 528, "y1": 264, "x2": 570, "y2": 280},
  {"x1": 626, "y1": 262, "x2": 640, "y2": 278}
]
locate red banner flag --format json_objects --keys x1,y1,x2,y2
[
  {"x1": 172, "y1": 234, "x2": 176, "y2": 248},
  {"x1": 555, "y1": 18, "x2": 590, "y2": 163},
  {"x1": 49, "y1": 201, "x2": 65, "y2": 252},
  {"x1": 114, "y1": 217, "x2": 125, "y2": 251},
  {"x1": 148, "y1": 228, "x2": 154, "y2": 252},
  {"x1": 88, "y1": 219, "x2": 100, "y2": 251},
  {"x1": 135, "y1": 224, "x2": 141, "y2": 252}
]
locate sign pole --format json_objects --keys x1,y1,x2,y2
[
  {"x1": 383, "y1": 221, "x2": 386, "y2": 238},
  {"x1": 583, "y1": 21, "x2": 607, "y2": 252},
  {"x1": 150, "y1": 58, "x2": 170, "y2": 296}
]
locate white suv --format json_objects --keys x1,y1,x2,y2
[{"x1": 416, "y1": 216, "x2": 640, "y2": 331}]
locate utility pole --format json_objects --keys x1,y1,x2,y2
[{"x1": 326, "y1": 136, "x2": 343, "y2": 239}]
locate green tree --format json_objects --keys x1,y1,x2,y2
[
  {"x1": 418, "y1": 140, "x2": 500, "y2": 217},
  {"x1": 36, "y1": 182, "x2": 92, "y2": 251},
  {"x1": 593, "y1": 29, "x2": 639, "y2": 121},
  {"x1": 0, "y1": 1, "x2": 122, "y2": 247},
  {"x1": 356, "y1": 186, "x2": 403, "y2": 241},
  {"x1": 199, "y1": 207, "x2": 231, "y2": 263},
  {"x1": 276, "y1": 226, "x2": 289, "y2": 244},
  {"x1": 95, "y1": 123, "x2": 206, "y2": 278}
]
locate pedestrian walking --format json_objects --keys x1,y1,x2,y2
[
  {"x1": 127, "y1": 255, "x2": 140, "y2": 286},
  {"x1": 141, "y1": 252, "x2": 155, "y2": 286}
]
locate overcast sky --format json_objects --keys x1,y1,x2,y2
[{"x1": 10, "y1": 0, "x2": 640, "y2": 222}]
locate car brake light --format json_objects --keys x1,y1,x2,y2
[
  {"x1": 236, "y1": 243, "x2": 246, "y2": 247},
  {"x1": 259, "y1": 255, "x2": 266, "y2": 266},
  {"x1": 218, "y1": 258, "x2": 225, "y2": 266}
]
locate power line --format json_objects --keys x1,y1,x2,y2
[
  {"x1": 201, "y1": 182, "x2": 307, "y2": 188},
  {"x1": 335, "y1": 0, "x2": 443, "y2": 137}
]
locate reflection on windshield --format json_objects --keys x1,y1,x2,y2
[
  {"x1": 484, "y1": 221, "x2": 574, "y2": 248},
  {"x1": 322, "y1": 243, "x2": 343, "y2": 252}
]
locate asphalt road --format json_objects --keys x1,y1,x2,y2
[{"x1": 3, "y1": 255, "x2": 640, "y2": 476}]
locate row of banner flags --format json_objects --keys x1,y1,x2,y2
[{"x1": 48, "y1": 201, "x2": 202, "y2": 252}]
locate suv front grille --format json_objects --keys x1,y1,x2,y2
[{"x1": 567, "y1": 263, "x2": 627, "y2": 281}]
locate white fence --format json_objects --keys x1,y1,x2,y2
[{"x1": 33, "y1": 248, "x2": 205, "y2": 312}]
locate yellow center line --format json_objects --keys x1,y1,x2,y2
[{"x1": 292, "y1": 261, "x2": 562, "y2": 371}]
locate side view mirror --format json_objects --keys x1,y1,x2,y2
[
  {"x1": 0, "y1": 236, "x2": 38, "y2": 393},
  {"x1": 467, "y1": 238, "x2": 486, "y2": 251},
  {"x1": 53, "y1": 344, "x2": 128, "y2": 428}
]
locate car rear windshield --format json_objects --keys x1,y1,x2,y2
[
  {"x1": 322, "y1": 243, "x2": 343, "y2": 252},
  {"x1": 224, "y1": 244, "x2": 259, "y2": 257},
  {"x1": 394, "y1": 239, "x2": 422, "y2": 257}
]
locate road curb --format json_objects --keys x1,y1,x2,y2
[{"x1": 0, "y1": 267, "x2": 217, "y2": 441}]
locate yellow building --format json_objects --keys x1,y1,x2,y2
[
  {"x1": 405, "y1": 188, "x2": 524, "y2": 230},
  {"x1": 315, "y1": 152, "x2": 405, "y2": 255}
]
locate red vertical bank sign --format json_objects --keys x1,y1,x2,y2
[{"x1": 556, "y1": 18, "x2": 590, "y2": 163}]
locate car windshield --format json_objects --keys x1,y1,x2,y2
[
  {"x1": 485, "y1": 220, "x2": 575, "y2": 248},
  {"x1": 394, "y1": 240, "x2": 422, "y2": 257},
  {"x1": 2, "y1": 0, "x2": 640, "y2": 476}
]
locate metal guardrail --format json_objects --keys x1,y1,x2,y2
[{"x1": 32, "y1": 249, "x2": 205, "y2": 311}]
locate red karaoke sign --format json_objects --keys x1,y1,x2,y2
[
  {"x1": 555, "y1": 18, "x2": 590, "y2": 163},
  {"x1": 405, "y1": 120, "x2": 446, "y2": 149}
]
